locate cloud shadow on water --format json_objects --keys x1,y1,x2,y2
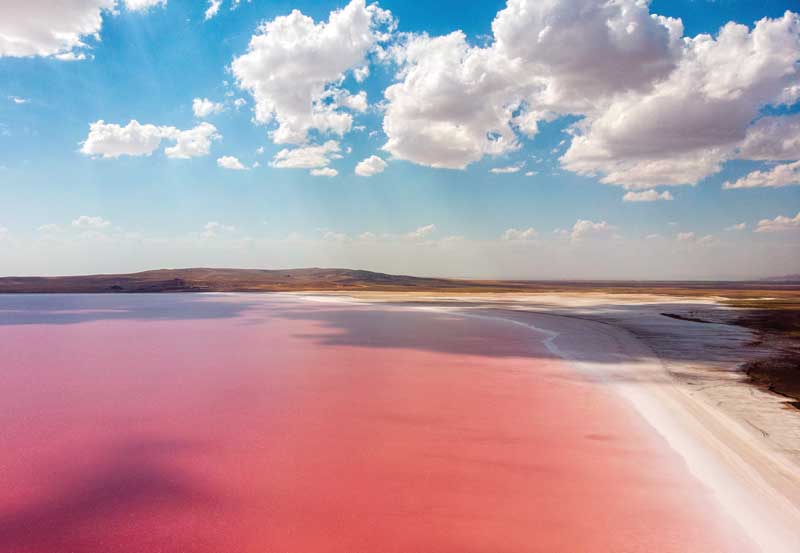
[
  {"x1": 0, "y1": 294, "x2": 259, "y2": 325},
  {"x1": 0, "y1": 437, "x2": 217, "y2": 552}
]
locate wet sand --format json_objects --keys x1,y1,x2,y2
[{"x1": 0, "y1": 294, "x2": 756, "y2": 552}]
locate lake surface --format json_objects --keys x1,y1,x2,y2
[{"x1": 0, "y1": 294, "x2": 752, "y2": 552}]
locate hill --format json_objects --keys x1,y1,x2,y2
[
  {"x1": 0, "y1": 268, "x2": 482, "y2": 293},
  {"x1": 1, "y1": 267, "x2": 800, "y2": 296}
]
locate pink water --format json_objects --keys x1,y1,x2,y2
[{"x1": 0, "y1": 294, "x2": 753, "y2": 552}]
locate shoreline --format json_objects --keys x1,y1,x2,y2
[{"x1": 301, "y1": 291, "x2": 800, "y2": 552}]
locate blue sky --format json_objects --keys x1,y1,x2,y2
[{"x1": 0, "y1": 0, "x2": 799, "y2": 278}]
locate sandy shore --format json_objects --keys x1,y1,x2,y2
[{"x1": 306, "y1": 291, "x2": 800, "y2": 553}]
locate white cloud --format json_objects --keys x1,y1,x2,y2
[
  {"x1": 192, "y1": 98, "x2": 224, "y2": 118},
  {"x1": 53, "y1": 51, "x2": 87, "y2": 62},
  {"x1": 524, "y1": 171, "x2": 536, "y2": 177},
  {"x1": 202, "y1": 221, "x2": 235, "y2": 238},
  {"x1": 492, "y1": 0, "x2": 682, "y2": 111},
  {"x1": 382, "y1": 0, "x2": 681, "y2": 170},
  {"x1": 217, "y1": 156, "x2": 247, "y2": 170},
  {"x1": 723, "y1": 160, "x2": 800, "y2": 189},
  {"x1": 354, "y1": 65, "x2": 370, "y2": 82},
  {"x1": 80, "y1": 120, "x2": 168, "y2": 158},
  {"x1": 380, "y1": 3, "x2": 800, "y2": 189},
  {"x1": 80, "y1": 120, "x2": 220, "y2": 159},
  {"x1": 571, "y1": 219, "x2": 615, "y2": 241},
  {"x1": 725, "y1": 222, "x2": 747, "y2": 231},
  {"x1": 406, "y1": 224, "x2": 436, "y2": 240},
  {"x1": 490, "y1": 163, "x2": 523, "y2": 174},
  {"x1": 72, "y1": 215, "x2": 111, "y2": 229},
  {"x1": 354, "y1": 155, "x2": 387, "y2": 176},
  {"x1": 677, "y1": 232, "x2": 695, "y2": 241},
  {"x1": 755, "y1": 212, "x2": 800, "y2": 232},
  {"x1": 382, "y1": 31, "x2": 519, "y2": 169},
  {"x1": 622, "y1": 190, "x2": 673, "y2": 202},
  {"x1": 205, "y1": 0, "x2": 222, "y2": 20},
  {"x1": 0, "y1": 225, "x2": 7, "y2": 239},
  {"x1": 562, "y1": 12, "x2": 800, "y2": 188},
  {"x1": 9, "y1": 96, "x2": 29, "y2": 104},
  {"x1": 162, "y1": 122, "x2": 221, "y2": 159},
  {"x1": 231, "y1": 0, "x2": 394, "y2": 144},
  {"x1": 333, "y1": 89, "x2": 368, "y2": 112},
  {"x1": 311, "y1": 167, "x2": 338, "y2": 177},
  {"x1": 0, "y1": 1, "x2": 165, "y2": 59},
  {"x1": 123, "y1": 0, "x2": 166, "y2": 11},
  {"x1": 0, "y1": 0, "x2": 114, "y2": 58},
  {"x1": 737, "y1": 114, "x2": 800, "y2": 161},
  {"x1": 271, "y1": 140, "x2": 340, "y2": 169},
  {"x1": 502, "y1": 227, "x2": 537, "y2": 241}
]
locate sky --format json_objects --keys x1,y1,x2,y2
[{"x1": 0, "y1": 0, "x2": 799, "y2": 279}]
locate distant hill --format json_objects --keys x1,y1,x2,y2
[
  {"x1": 0, "y1": 268, "x2": 481, "y2": 294},
  {"x1": 1, "y1": 268, "x2": 800, "y2": 294}
]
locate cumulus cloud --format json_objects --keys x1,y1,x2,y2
[
  {"x1": 0, "y1": 1, "x2": 165, "y2": 59},
  {"x1": 271, "y1": 140, "x2": 341, "y2": 169},
  {"x1": 217, "y1": 155, "x2": 247, "y2": 170},
  {"x1": 9, "y1": 96, "x2": 29, "y2": 104},
  {"x1": 72, "y1": 215, "x2": 111, "y2": 229},
  {"x1": 380, "y1": 2, "x2": 800, "y2": 190},
  {"x1": 162, "y1": 123, "x2": 220, "y2": 159},
  {"x1": 406, "y1": 224, "x2": 436, "y2": 240},
  {"x1": 80, "y1": 120, "x2": 220, "y2": 159},
  {"x1": 123, "y1": 0, "x2": 166, "y2": 11},
  {"x1": 354, "y1": 155, "x2": 387, "y2": 176},
  {"x1": 562, "y1": 12, "x2": 800, "y2": 188},
  {"x1": 723, "y1": 160, "x2": 800, "y2": 189},
  {"x1": 491, "y1": 0, "x2": 682, "y2": 110},
  {"x1": 354, "y1": 65, "x2": 370, "y2": 82},
  {"x1": 80, "y1": 120, "x2": 168, "y2": 158},
  {"x1": 502, "y1": 227, "x2": 537, "y2": 241},
  {"x1": 382, "y1": 0, "x2": 682, "y2": 170},
  {"x1": 382, "y1": 31, "x2": 521, "y2": 169},
  {"x1": 622, "y1": 190, "x2": 673, "y2": 202},
  {"x1": 204, "y1": 0, "x2": 222, "y2": 20},
  {"x1": 311, "y1": 167, "x2": 338, "y2": 177},
  {"x1": 754, "y1": 212, "x2": 800, "y2": 232},
  {"x1": 192, "y1": 98, "x2": 224, "y2": 118},
  {"x1": 0, "y1": 0, "x2": 114, "y2": 58},
  {"x1": 737, "y1": 114, "x2": 800, "y2": 161},
  {"x1": 571, "y1": 219, "x2": 615, "y2": 241},
  {"x1": 231, "y1": 0, "x2": 394, "y2": 144},
  {"x1": 490, "y1": 163, "x2": 523, "y2": 174}
]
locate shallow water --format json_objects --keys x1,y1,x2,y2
[{"x1": 0, "y1": 294, "x2": 753, "y2": 552}]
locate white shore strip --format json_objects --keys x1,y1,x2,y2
[
  {"x1": 292, "y1": 292, "x2": 800, "y2": 553},
  {"x1": 439, "y1": 307, "x2": 800, "y2": 553}
]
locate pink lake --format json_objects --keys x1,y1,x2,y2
[{"x1": 0, "y1": 294, "x2": 753, "y2": 552}]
